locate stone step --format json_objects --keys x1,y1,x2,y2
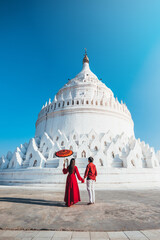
[
  {"x1": 45, "y1": 158, "x2": 59, "y2": 168},
  {"x1": 112, "y1": 162, "x2": 123, "y2": 168},
  {"x1": 45, "y1": 162, "x2": 59, "y2": 168},
  {"x1": 21, "y1": 159, "x2": 29, "y2": 168}
]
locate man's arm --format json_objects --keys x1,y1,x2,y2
[
  {"x1": 84, "y1": 165, "x2": 89, "y2": 179},
  {"x1": 95, "y1": 166, "x2": 97, "y2": 177}
]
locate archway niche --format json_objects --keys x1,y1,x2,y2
[
  {"x1": 94, "y1": 146, "x2": 98, "y2": 151},
  {"x1": 81, "y1": 150, "x2": 86, "y2": 158},
  {"x1": 33, "y1": 160, "x2": 37, "y2": 167},
  {"x1": 99, "y1": 159, "x2": 103, "y2": 166},
  {"x1": 131, "y1": 160, "x2": 135, "y2": 167}
]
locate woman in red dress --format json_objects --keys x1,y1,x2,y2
[{"x1": 63, "y1": 158, "x2": 84, "y2": 207}]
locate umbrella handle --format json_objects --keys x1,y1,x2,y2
[
  {"x1": 63, "y1": 158, "x2": 68, "y2": 166},
  {"x1": 66, "y1": 158, "x2": 69, "y2": 167},
  {"x1": 63, "y1": 159, "x2": 66, "y2": 168}
]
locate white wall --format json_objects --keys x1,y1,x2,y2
[{"x1": 35, "y1": 109, "x2": 134, "y2": 139}]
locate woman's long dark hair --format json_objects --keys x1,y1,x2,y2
[{"x1": 68, "y1": 158, "x2": 75, "y2": 174}]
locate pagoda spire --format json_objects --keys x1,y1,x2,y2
[{"x1": 83, "y1": 48, "x2": 89, "y2": 64}]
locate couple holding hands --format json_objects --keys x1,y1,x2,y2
[{"x1": 63, "y1": 157, "x2": 97, "y2": 207}]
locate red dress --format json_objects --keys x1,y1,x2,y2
[{"x1": 63, "y1": 166, "x2": 84, "y2": 207}]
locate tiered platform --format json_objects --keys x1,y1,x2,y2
[{"x1": 1, "y1": 167, "x2": 160, "y2": 185}]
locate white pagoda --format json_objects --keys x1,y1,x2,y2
[{"x1": 0, "y1": 51, "x2": 160, "y2": 185}]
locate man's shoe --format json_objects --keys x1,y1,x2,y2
[{"x1": 87, "y1": 202, "x2": 92, "y2": 205}]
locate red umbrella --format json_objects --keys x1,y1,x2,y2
[{"x1": 55, "y1": 149, "x2": 73, "y2": 158}]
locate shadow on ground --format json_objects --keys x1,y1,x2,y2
[{"x1": 0, "y1": 197, "x2": 66, "y2": 207}]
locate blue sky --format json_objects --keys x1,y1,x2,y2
[{"x1": 0, "y1": 0, "x2": 160, "y2": 156}]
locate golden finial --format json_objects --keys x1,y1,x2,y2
[{"x1": 83, "y1": 48, "x2": 89, "y2": 64}]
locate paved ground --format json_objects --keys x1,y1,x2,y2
[
  {"x1": 1, "y1": 229, "x2": 160, "y2": 240},
  {"x1": 1, "y1": 187, "x2": 160, "y2": 232}
]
